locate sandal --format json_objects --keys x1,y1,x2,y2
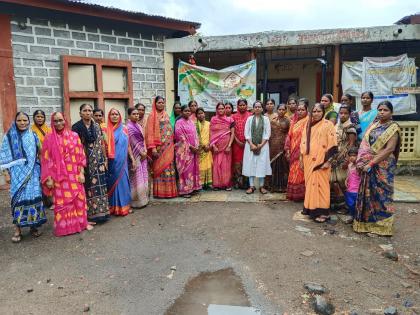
[
  {"x1": 314, "y1": 215, "x2": 330, "y2": 223},
  {"x1": 225, "y1": 187, "x2": 232, "y2": 191},
  {"x1": 259, "y1": 187, "x2": 268, "y2": 194},
  {"x1": 246, "y1": 186, "x2": 256, "y2": 194},
  {"x1": 86, "y1": 224, "x2": 94, "y2": 231},
  {"x1": 11, "y1": 233, "x2": 22, "y2": 243},
  {"x1": 183, "y1": 194, "x2": 191, "y2": 198},
  {"x1": 30, "y1": 228, "x2": 42, "y2": 238}
]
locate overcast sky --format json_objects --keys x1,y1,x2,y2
[{"x1": 87, "y1": 0, "x2": 419, "y2": 36}]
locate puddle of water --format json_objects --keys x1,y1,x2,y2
[
  {"x1": 208, "y1": 304, "x2": 261, "y2": 315},
  {"x1": 165, "y1": 268, "x2": 251, "y2": 315}
]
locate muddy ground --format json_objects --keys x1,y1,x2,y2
[{"x1": 0, "y1": 191, "x2": 419, "y2": 314}]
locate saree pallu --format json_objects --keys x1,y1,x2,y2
[
  {"x1": 31, "y1": 123, "x2": 51, "y2": 146},
  {"x1": 232, "y1": 112, "x2": 251, "y2": 188},
  {"x1": 285, "y1": 116, "x2": 308, "y2": 201},
  {"x1": 72, "y1": 121, "x2": 110, "y2": 222},
  {"x1": 175, "y1": 118, "x2": 201, "y2": 195},
  {"x1": 127, "y1": 120, "x2": 149, "y2": 208},
  {"x1": 330, "y1": 121, "x2": 357, "y2": 211},
  {"x1": 150, "y1": 114, "x2": 177, "y2": 198},
  {"x1": 210, "y1": 115, "x2": 234, "y2": 189},
  {"x1": 0, "y1": 125, "x2": 46, "y2": 228},
  {"x1": 301, "y1": 120, "x2": 337, "y2": 219},
  {"x1": 197, "y1": 120, "x2": 213, "y2": 189},
  {"x1": 353, "y1": 122, "x2": 400, "y2": 236},
  {"x1": 358, "y1": 109, "x2": 378, "y2": 141},
  {"x1": 270, "y1": 116, "x2": 290, "y2": 192},
  {"x1": 107, "y1": 124, "x2": 131, "y2": 215},
  {"x1": 42, "y1": 131, "x2": 88, "y2": 236}
]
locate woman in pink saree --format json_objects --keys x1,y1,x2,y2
[
  {"x1": 41, "y1": 112, "x2": 90, "y2": 236},
  {"x1": 210, "y1": 102, "x2": 235, "y2": 190},
  {"x1": 174, "y1": 105, "x2": 201, "y2": 197}
]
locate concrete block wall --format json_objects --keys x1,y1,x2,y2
[{"x1": 11, "y1": 16, "x2": 166, "y2": 116}]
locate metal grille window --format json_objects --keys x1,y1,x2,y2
[{"x1": 400, "y1": 125, "x2": 417, "y2": 156}]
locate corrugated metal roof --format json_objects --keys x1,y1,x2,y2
[{"x1": 60, "y1": 0, "x2": 201, "y2": 28}]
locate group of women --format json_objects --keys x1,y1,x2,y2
[{"x1": 0, "y1": 90, "x2": 401, "y2": 242}]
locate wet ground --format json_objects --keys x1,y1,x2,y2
[{"x1": 0, "y1": 189, "x2": 419, "y2": 314}]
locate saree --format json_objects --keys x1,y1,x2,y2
[
  {"x1": 232, "y1": 111, "x2": 251, "y2": 188},
  {"x1": 72, "y1": 120, "x2": 109, "y2": 222},
  {"x1": 301, "y1": 119, "x2": 337, "y2": 219},
  {"x1": 175, "y1": 118, "x2": 201, "y2": 195},
  {"x1": 0, "y1": 123, "x2": 46, "y2": 228},
  {"x1": 330, "y1": 119, "x2": 357, "y2": 211},
  {"x1": 107, "y1": 111, "x2": 131, "y2": 215},
  {"x1": 196, "y1": 120, "x2": 213, "y2": 189},
  {"x1": 269, "y1": 115, "x2": 290, "y2": 192},
  {"x1": 353, "y1": 121, "x2": 400, "y2": 236},
  {"x1": 285, "y1": 116, "x2": 308, "y2": 201},
  {"x1": 31, "y1": 123, "x2": 51, "y2": 146},
  {"x1": 358, "y1": 109, "x2": 378, "y2": 141},
  {"x1": 146, "y1": 101, "x2": 177, "y2": 198},
  {"x1": 41, "y1": 117, "x2": 88, "y2": 236},
  {"x1": 127, "y1": 120, "x2": 149, "y2": 208},
  {"x1": 210, "y1": 115, "x2": 234, "y2": 189}
]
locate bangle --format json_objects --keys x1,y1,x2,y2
[{"x1": 368, "y1": 161, "x2": 375, "y2": 167}]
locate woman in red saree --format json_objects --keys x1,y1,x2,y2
[
  {"x1": 146, "y1": 96, "x2": 178, "y2": 198},
  {"x1": 41, "y1": 112, "x2": 90, "y2": 236},
  {"x1": 232, "y1": 99, "x2": 251, "y2": 189},
  {"x1": 174, "y1": 105, "x2": 201, "y2": 197},
  {"x1": 285, "y1": 98, "x2": 309, "y2": 201},
  {"x1": 210, "y1": 102, "x2": 235, "y2": 190}
]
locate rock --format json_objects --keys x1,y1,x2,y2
[
  {"x1": 58, "y1": 286, "x2": 64, "y2": 290},
  {"x1": 401, "y1": 281, "x2": 412, "y2": 289},
  {"x1": 403, "y1": 299, "x2": 413, "y2": 308},
  {"x1": 327, "y1": 215, "x2": 338, "y2": 225},
  {"x1": 300, "y1": 250, "x2": 314, "y2": 257},
  {"x1": 295, "y1": 225, "x2": 313, "y2": 236},
  {"x1": 304, "y1": 282, "x2": 328, "y2": 294},
  {"x1": 394, "y1": 293, "x2": 400, "y2": 298},
  {"x1": 383, "y1": 306, "x2": 398, "y2": 315},
  {"x1": 379, "y1": 244, "x2": 394, "y2": 251},
  {"x1": 350, "y1": 311, "x2": 358, "y2": 315},
  {"x1": 26, "y1": 288, "x2": 33, "y2": 293},
  {"x1": 312, "y1": 295, "x2": 335, "y2": 315},
  {"x1": 408, "y1": 209, "x2": 418, "y2": 214},
  {"x1": 383, "y1": 250, "x2": 399, "y2": 261},
  {"x1": 46, "y1": 279, "x2": 51, "y2": 283},
  {"x1": 337, "y1": 214, "x2": 353, "y2": 224},
  {"x1": 83, "y1": 304, "x2": 90, "y2": 312}
]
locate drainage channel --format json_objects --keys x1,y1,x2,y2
[{"x1": 165, "y1": 268, "x2": 261, "y2": 315}]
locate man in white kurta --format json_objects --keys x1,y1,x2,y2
[{"x1": 242, "y1": 114, "x2": 272, "y2": 183}]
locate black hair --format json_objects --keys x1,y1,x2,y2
[
  {"x1": 79, "y1": 103, "x2": 93, "y2": 112},
  {"x1": 321, "y1": 93, "x2": 333, "y2": 103},
  {"x1": 253, "y1": 100, "x2": 263, "y2": 108},
  {"x1": 348, "y1": 147, "x2": 359, "y2": 156},
  {"x1": 181, "y1": 104, "x2": 190, "y2": 112},
  {"x1": 298, "y1": 98, "x2": 309, "y2": 109},
  {"x1": 93, "y1": 108, "x2": 104, "y2": 115},
  {"x1": 342, "y1": 94, "x2": 353, "y2": 102},
  {"x1": 135, "y1": 103, "x2": 146, "y2": 110},
  {"x1": 361, "y1": 91, "x2": 374, "y2": 99},
  {"x1": 196, "y1": 107, "x2": 205, "y2": 114},
  {"x1": 377, "y1": 100, "x2": 393, "y2": 113},
  {"x1": 237, "y1": 98, "x2": 248, "y2": 105},
  {"x1": 339, "y1": 104, "x2": 352, "y2": 113},
  {"x1": 15, "y1": 111, "x2": 30, "y2": 122},
  {"x1": 287, "y1": 96, "x2": 299, "y2": 104},
  {"x1": 216, "y1": 102, "x2": 225, "y2": 110},
  {"x1": 313, "y1": 103, "x2": 325, "y2": 115},
  {"x1": 266, "y1": 98, "x2": 276, "y2": 105},
  {"x1": 188, "y1": 100, "x2": 197, "y2": 107},
  {"x1": 277, "y1": 103, "x2": 287, "y2": 110},
  {"x1": 224, "y1": 102, "x2": 233, "y2": 109},
  {"x1": 154, "y1": 96, "x2": 165, "y2": 103},
  {"x1": 127, "y1": 107, "x2": 138, "y2": 116},
  {"x1": 33, "y1": 109, "x2": 46, "y2": 120}
]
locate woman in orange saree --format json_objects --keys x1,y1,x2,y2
[
  {"x1": 300, "y1": 103, "x2": 337, "y2": 222},
  {"x1": 285, "y1": 99, "x2": 309, "y2": 201},
  {"x1": 210, "y1": 102, "x2": 235, "y2": 190},
  {"x1": 146, "y1": 96, "x2": 178, "y2": 198}
]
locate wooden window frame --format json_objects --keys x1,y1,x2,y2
[{"x1": 62, "y1": 55, "x2": 133, "y2": 123}]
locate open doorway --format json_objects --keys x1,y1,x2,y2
[{"x1": 266, "y1": 79, "x2": 299, "y2": 105}]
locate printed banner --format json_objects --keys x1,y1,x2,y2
[
  {"x1": 178, "y1": 60, "x2": 257, "y2": 111},
  {"x1": 342, "y1": 55, "x2": 417, "y2": 115}
]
